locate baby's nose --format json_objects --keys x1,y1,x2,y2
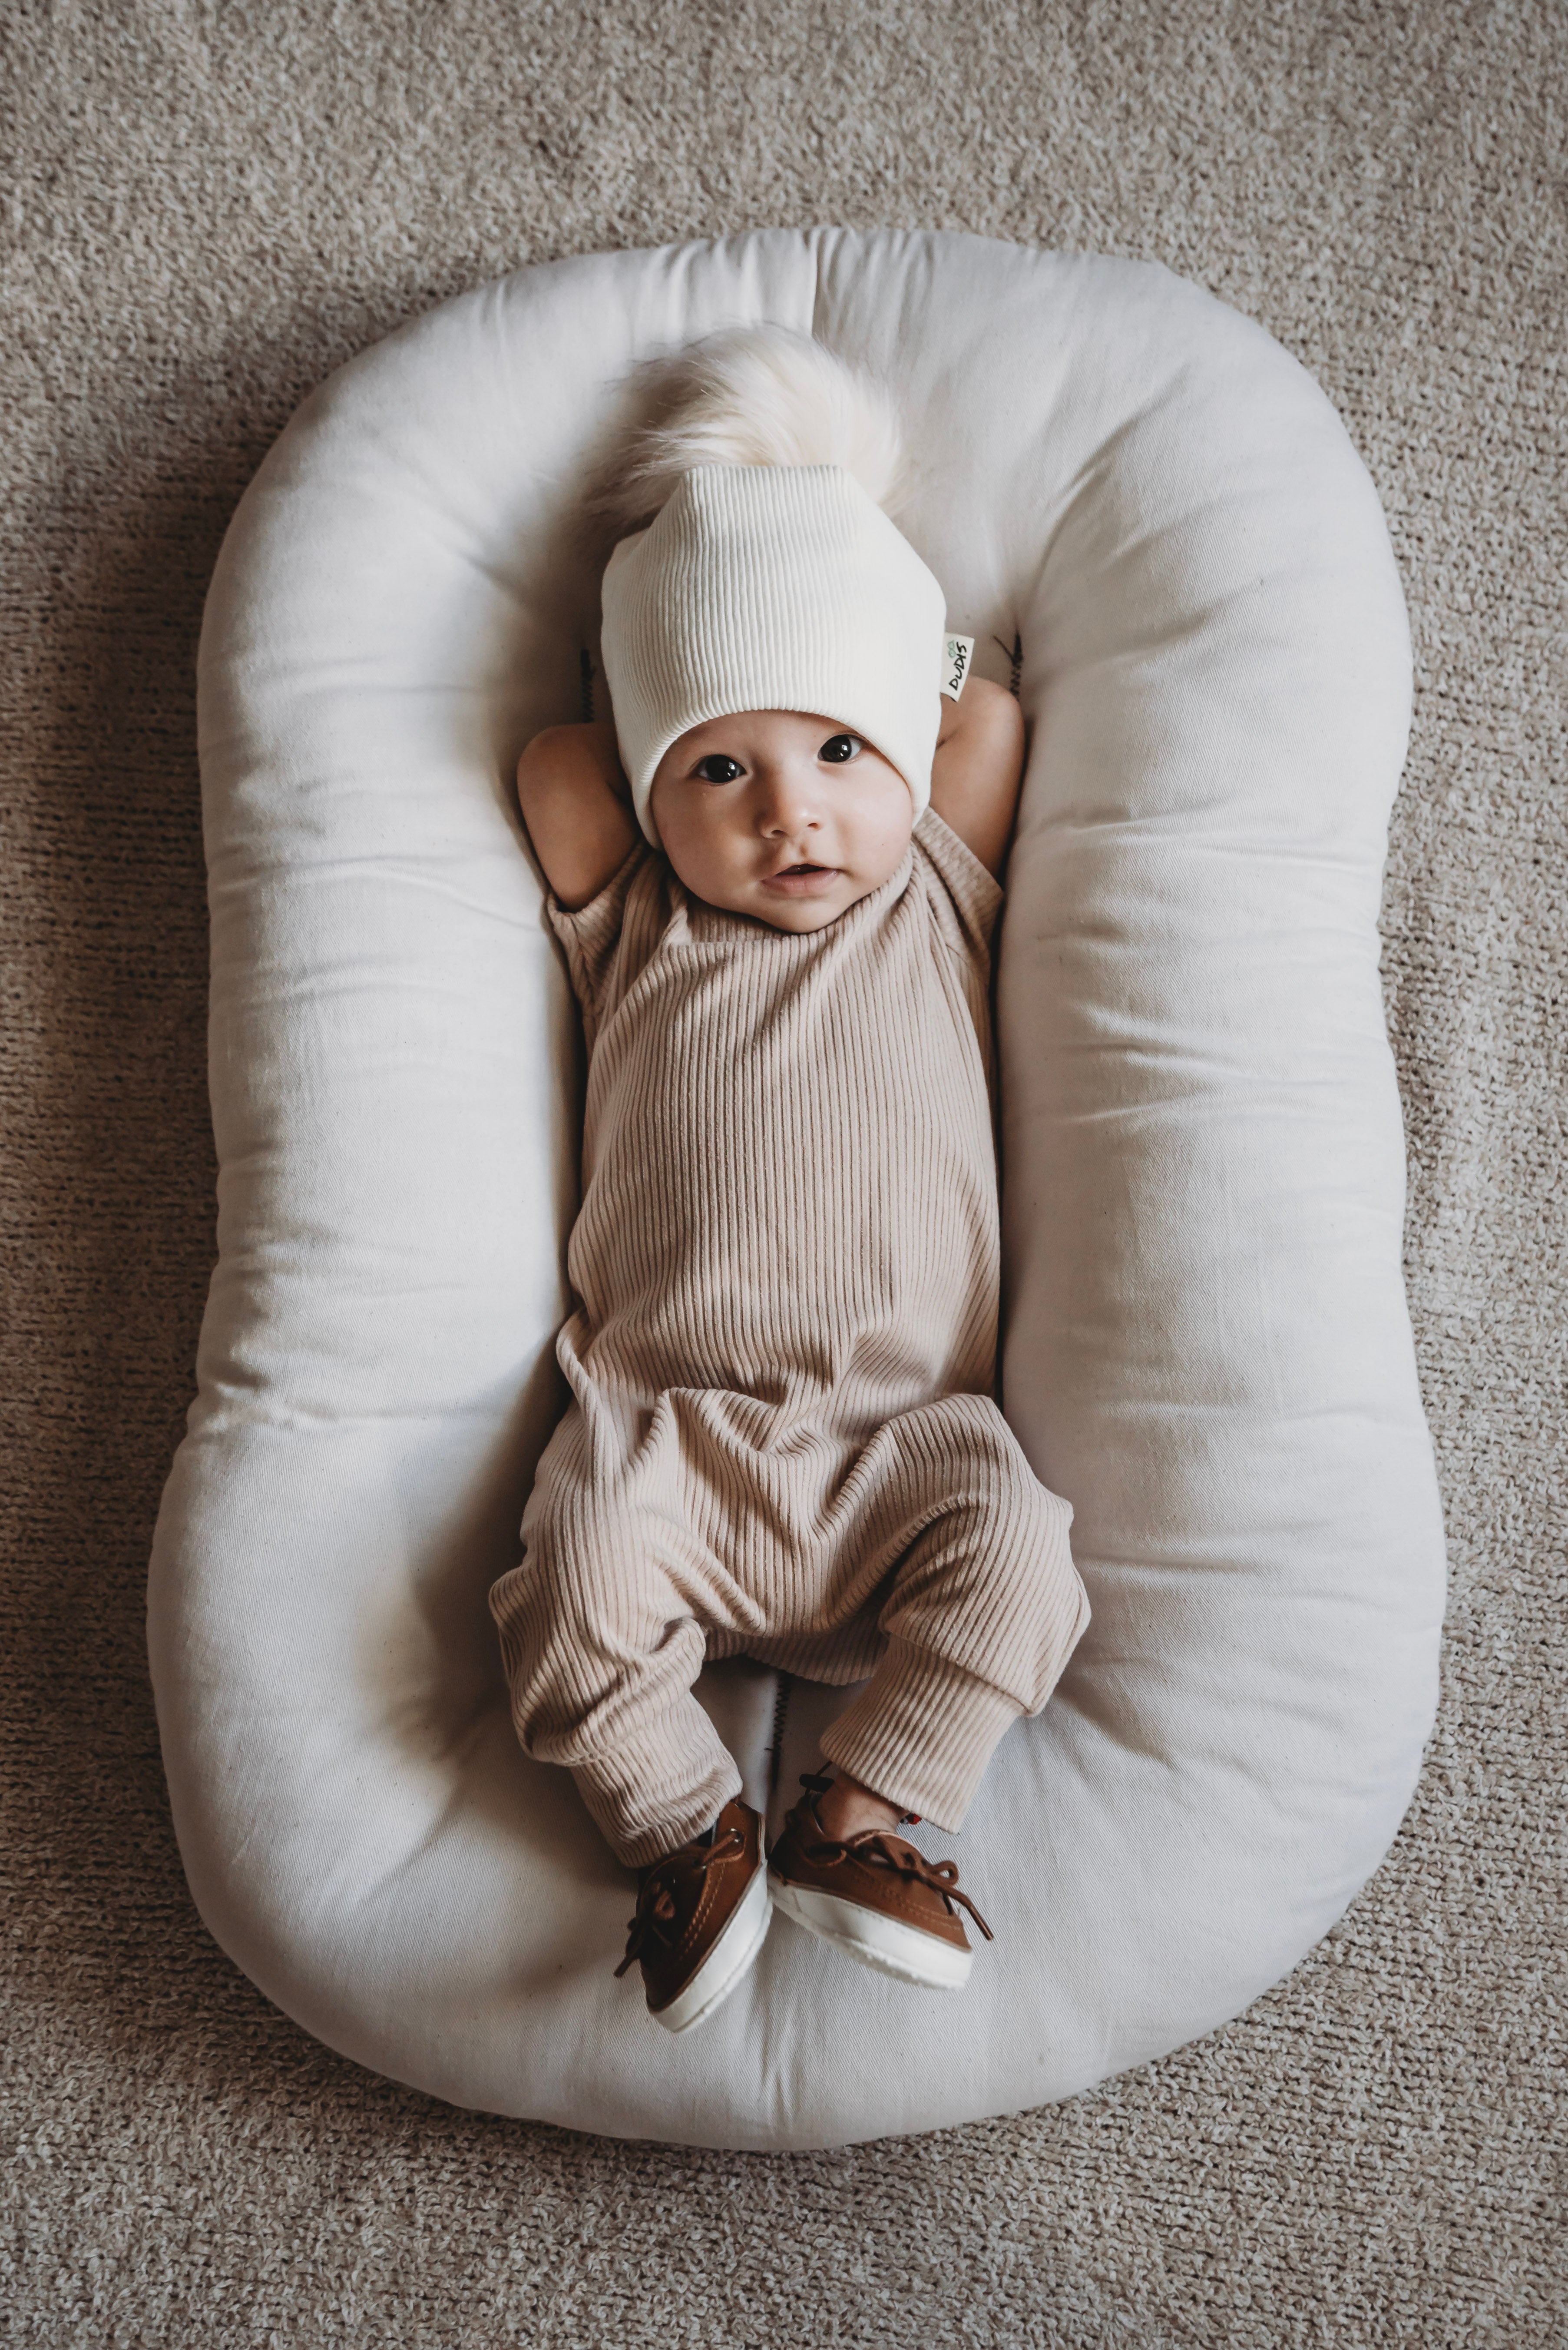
[{"x1": 758, "y1": 767, "x2": 820, "y2": 829}]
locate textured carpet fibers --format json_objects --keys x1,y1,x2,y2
[{"x1": 2, "y1": 3, "x2": 1563, "y2": 2343}]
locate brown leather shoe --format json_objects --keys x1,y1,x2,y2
[
  {"x1": 767, "y1": 1774, "x2": 993, "y2": 1990},
  {"x1": 615, "y1": 1798, "x2": 771, "y2": 2033}
]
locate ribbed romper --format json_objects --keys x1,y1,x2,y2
[{"x1": 490, "y1": 806, "x2": 1089, "y2": 1867}]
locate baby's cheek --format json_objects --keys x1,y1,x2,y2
[{"x1": 663, "y1": 828, "x2": 752, "y2": 914}]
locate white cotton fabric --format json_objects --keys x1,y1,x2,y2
[
  {"x1": 599, "y1": 463, "x2": 947, "y2": 845},
  {"x1": 146, "y1": 229, "x2": 1447, "y2": 2151}
]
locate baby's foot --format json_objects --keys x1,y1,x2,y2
[
  {"x1": 767, "y1": 1774, "x2": 993, "y2": 1991},
  {"x1": 615, "y1": 1797, "x2": 770, "y2": 2033}
]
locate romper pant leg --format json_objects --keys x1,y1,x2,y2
[
  {"x1": 817, "y1": 1393, "x2": 1089, "y2": 1832},
  {"x1": 488, "y1": 1404, "x2": 743, "y2": 1870}
]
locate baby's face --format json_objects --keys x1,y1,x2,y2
[{"x1": 648, "y1": 710, "x2": 915, "y2": 933}]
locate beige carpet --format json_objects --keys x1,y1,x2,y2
[{"x1": 3, "y1": 2, "x2": 1563, "y2": 2341}]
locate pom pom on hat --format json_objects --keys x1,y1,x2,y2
[{"x1": 588, "y1": 323, "x2": 911, "y2": 537}]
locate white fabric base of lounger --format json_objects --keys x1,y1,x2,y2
[{"x1": 147, "y1": 229, "x2": 1447, "y2": 2151}]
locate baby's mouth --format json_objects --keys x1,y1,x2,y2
[{"x1": 763, "y1": 860, "x2": 840, "y2": 892}]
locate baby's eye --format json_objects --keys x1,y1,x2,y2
[
  {"x1": 694, "y1": 754, "x2": 745, "y2": 784},
  {"x1": 818, "y1": 733, "x2": 863, "y2": 765}
]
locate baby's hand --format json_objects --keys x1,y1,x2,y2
[{"x1": 517, "y1": 719, "x2": 641, "y2": 909}]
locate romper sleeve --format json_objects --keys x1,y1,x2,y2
[
  {"x1": 911, "y1": 806, "x2": 1008, "y2": 1107},
  {"x1": 543, "y1": 838, "x2": 655, "y2": 1058},
  {"x1": 912, "y1": 805, "x2": 1006, "y2": 979}
]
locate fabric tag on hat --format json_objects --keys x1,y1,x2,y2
[{"x1": 940, "y1": 634, "x2": 974, "y2": 699}]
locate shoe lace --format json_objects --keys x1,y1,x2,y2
[
  {"x1": 790, "y1": 1775, "x2": 994, "y2": 1942},
  {"x1": 614, "y1": 1826, "x2": 746, "y2": 1977}
]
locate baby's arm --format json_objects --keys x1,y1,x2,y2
[
  {"x1": 516, "y1": 720, "x2": 642, "y2": 909},
  {"x1": 928, "y1": 678, "x2": 1027, "y2": 879}
]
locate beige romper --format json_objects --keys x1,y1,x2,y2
[{"x1": 490, "y1": 807, "x2": 1088, "y2": 1867}]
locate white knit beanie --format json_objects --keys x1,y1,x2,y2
[{"x1": 599, "y1": 464, "x2": 949, "y2": 849}]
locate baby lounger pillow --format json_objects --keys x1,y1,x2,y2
[{"x1": 148, "y1": 228, "x2": 1447, "y2": 2150}]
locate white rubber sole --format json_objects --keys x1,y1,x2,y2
[
  {"x1": 652, "y1": 1859, "x2": 772, "y2": 2034},
  {"x1": 768, "y1": 1876, "x2": 973, "y2": 1990}
]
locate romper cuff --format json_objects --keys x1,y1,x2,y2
[{"x1": 817, "y1": 1640, "x2": 1025, "y2": 1834}]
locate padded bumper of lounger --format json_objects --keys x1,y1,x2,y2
[{"x1": 148, "y1": 228, "x2": 1446, "y2": 2150}]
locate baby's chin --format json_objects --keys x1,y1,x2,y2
[
  {"x1": 681, "y1": 866, "x2": 883, "y2": 932},
  {"x1": 665, "y1": 834, "x2": 914, "y2": 931}
]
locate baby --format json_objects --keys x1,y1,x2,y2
[{"x1": 490, "y1": 328, "x2": 1088, "y2": 2033}]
